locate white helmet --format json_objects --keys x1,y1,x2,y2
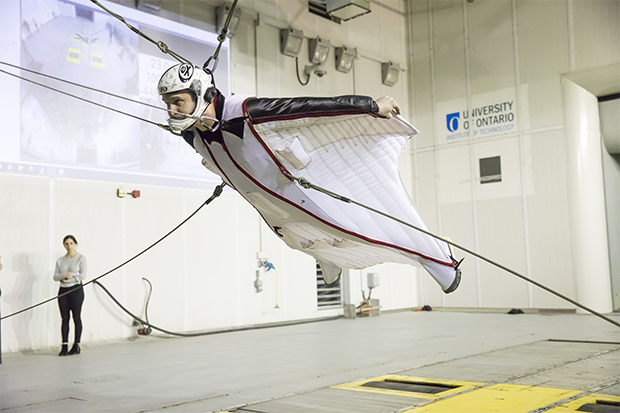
[{"x1": 158, "y1": 63, "x2": 215, "y2": 132}]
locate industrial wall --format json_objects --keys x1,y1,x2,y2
[
  {"x1": 1, "y1": 0, "x2": 618, "y2": 354},
  {"x1": 407, "y1": 0, "x2": 619, "y2": 310},
  {"x1": 0, "y1": 0, "x2": 416, "y2": 353}
]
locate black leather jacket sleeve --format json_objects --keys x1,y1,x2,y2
[{"x1": 245, "y1": 95, "x2": 379, "y2": 125}]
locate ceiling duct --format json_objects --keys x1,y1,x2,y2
[
  {"x1": 309, "y1": 0, "x2": 370, "y2": 24},
  {"x1": 326, "y1": 0, "x2": 370, "y2": 21}
]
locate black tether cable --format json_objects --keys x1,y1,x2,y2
[
  {"x1": 0, "y1": 183, "x2": 226, "y2": 321},
  {"x1": 93, "y1": 279, "x2": 341, "y2": 337},
  {"x1": 93, "y1": 280, "x2": 204, "y2": 337},
  {"x1": 286, "y1": 172, "x2": 620, "y2": 329},
  {"x1": 295, "y1": 57, "x2": 310, "y2": 86}
]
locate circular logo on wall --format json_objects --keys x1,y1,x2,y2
[{"x1": 178, "y1": 64, "x2": 194, "y2": 82}]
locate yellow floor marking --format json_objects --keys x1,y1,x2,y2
[
  {"x1": 332, "y1": 375, "x2": 484, "y2": 400},
  {"x1": 546, "y1": 393, "x2": 620, "y2": 412},
  {"x1": 402, "y1": 384, "x2": 582, "y2": 413},
  {"x1": 90, "y1": 52, "x2": 104, "y2": 68},
  {"x1": 66, "y1": 47, "x2": 81, "y2": 64}
]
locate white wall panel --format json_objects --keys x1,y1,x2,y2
[
  {"x1": 409, "y1": 0, "x2": 435, "y2": 149},
  {"x1": 379, "y1": 1, "x2": 407, "y2": 64},
  {"x1": 255, "y1": 23, "x2": 282, "y2": 97},
  {"x1": 438, "y1": 144, "x2": 472, "y2": 204},
  {"x1": 477, "y1": 197, "x2": 528, "y2": 308},
  {"x1": 349, "y1": 10, "x2": 382, "y2": 62},
  {"x1": 466, "y1": 0, "x2": 516, "y2": 95},
  {"x1": 525, "y1": 130, "x2": 574, "y2": 309},
  {"x1": 354, "y1": 57, "x2": 384, "y2": 99},
  {"x1": 0, "y1": 175, "x2": 50, "y2": 351},
  {"x1": 572, "y1": 0, "x2": 620, "y2": 71},
  {"x1": 231, "y1": 13, "x2": 258, "y2": 96},
  {"x1": 184, "y1": 191, "x2": 247, "y2": 330},
  {"x1": 431, "y1": 3, "x2": 467, "y2": 104},
  {"x1": 370, "y1": 262, "x2": 416, "y2": 311},
  {"x1": 516, "y1": 1, "x2": 569, "y2": 131},
  {"x1": 276, "y1": 0, "x2": 316, "y2": 37}
]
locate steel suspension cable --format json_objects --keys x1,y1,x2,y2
[
  {"x1": 284, "y1": 172, "x2": 620, "y2": 329},
  {"x1": 0, "y1": 67, "x2": 170, "y2": 131},
  {"x1": 1, "y1": 60, "x2": 170, "y2": 113},
  {"x1": 203, "y1": 0, "x2": 239, "y2": 74},
  {"x1": 0, "y1": 64, "x2": 217, "y2": 132},
  {"x1": 90, "y1": 0, "x2": 190, "y2": 64}
]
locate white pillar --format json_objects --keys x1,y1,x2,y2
[
  {"x1": 341, "y1": 269, "x2": 356, "y2": 319},
  {"x1": 563, "y1": 78, "x2": 613, "y2": 313}
]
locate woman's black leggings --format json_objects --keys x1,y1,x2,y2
[{"x1": 58, "y1": 286, "x2": 84, "y2": 344}]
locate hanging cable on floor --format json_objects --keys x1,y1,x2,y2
[
  {"x1": 285, "y1": 172, "x2": 620, "y2": 329},
  {"x1": 0, "y1": 183, "x2": 226, "y2": 322},
  {"x1": 135, "y1": 278, "x2": 153, "y2": 335},
  {"x1": 93, "y1": 279, "x2": 338, "y2": 337}
]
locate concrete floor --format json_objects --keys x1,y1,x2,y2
[{"x1": 1, "y1": 310, "x2": 619, "y2": 412}]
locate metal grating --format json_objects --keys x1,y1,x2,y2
[
  {"x1": 577, "y1": 400, "x2": 620, "y2": 413},
  {"x1": 361, "y1": 379, "x2": 459, "y2": 394},
  {"x1": 316, "y1": 261, "x2": 342, "y2": 308}
]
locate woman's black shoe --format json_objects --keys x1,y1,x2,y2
[
  {"x1": 59, "y1": 344, "x2": 68, "y2": 356},
  {"x1": 68, "y1": 343, "x2": 81, "y2": 355}
]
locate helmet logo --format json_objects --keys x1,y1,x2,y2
[{"x1": 178, "y1": 64, "x2": 193, "y2": 82}]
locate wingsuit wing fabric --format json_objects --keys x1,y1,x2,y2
[{"x1": 187, "y1": 93, "x2": 458, "y2": 292}]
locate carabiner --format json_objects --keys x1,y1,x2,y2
[{"x1": 203, "y1": 56, "x2": 219, "y2": 75}]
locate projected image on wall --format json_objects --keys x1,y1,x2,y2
[
  {"x1": 3, "y1": 0, "x2": 229, "y2": 188},
  {"x1": 21, "y1": 0, "x2": 140, "y2": 167}
]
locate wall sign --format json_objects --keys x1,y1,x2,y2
[{"x1": 436, "y1": 88, "x2": 518, "y2": 144}]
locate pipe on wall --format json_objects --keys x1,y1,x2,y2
[{"x1": 563, "y1": 78, "x2": 612, "y2": 313}]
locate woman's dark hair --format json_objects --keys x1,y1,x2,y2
[{"x1": 63, "y1": 235, "x2": 78, "y2": 245}]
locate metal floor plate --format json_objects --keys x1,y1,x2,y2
[{"x1": 234, "y1": 340, "x2": 620, "y2": 413}]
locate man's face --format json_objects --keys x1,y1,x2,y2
[{"x1": 162, "y1": 90, "x2": 196, "y2": 119}]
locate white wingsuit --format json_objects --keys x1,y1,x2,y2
[{"x1": 159, "y1": 64, "x2": 461, "y2": 293}]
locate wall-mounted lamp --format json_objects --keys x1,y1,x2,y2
[
  {"x1": 216, "y1": 3, "x2": 242, "y2": 38},
  {"x1": 308, "y1": 36, "x2": 331, "y2": 65},
  {"x1": 381, "y1": 61, "x2": 400, "y2": 86},
  {"x1": 326, "y1": 0, "x2": 371, "y2": 21},
  {"x1": 280, "y1": 27, "x2": 304, "y2": 57},
  {"x1": 335, "y1": 45, "x2": 357, "y2": 73}
]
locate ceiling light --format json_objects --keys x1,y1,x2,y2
[
  {"x1": 335, "y1": 45, "x2": 357, "y2": 73},
  {"x1": 326, "y1": 0, "x2": 371, "y2": 22},
  {"x1": 308, "y1": 36, "x2": 331, "y2": 65},
  {"x1": 381, "y1": 61, "x2": 400, "y2": 86},
  {"x1": 216, "y1": 3, "x2": 242, "y2": 38},
  {"x1": 280, "y1": 27, "x2": 304, "y2": 57}
]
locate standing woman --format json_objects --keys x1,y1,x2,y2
[{"x1": 53, "y1": 235, "x2": 87, "y2": 356}]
